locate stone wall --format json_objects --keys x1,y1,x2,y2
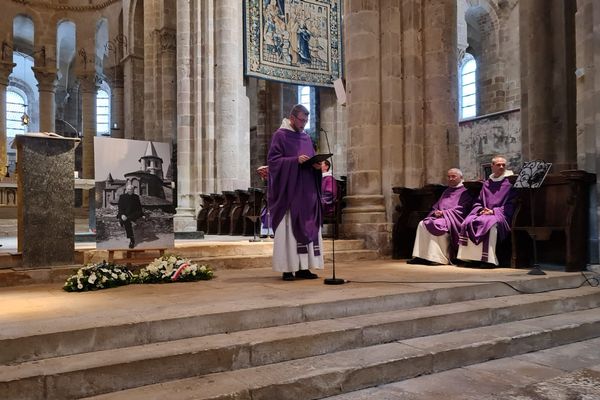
[
  {"x1": 458, "y1": 0, "x2": 520, "y2": 116},
  {"x1": 458, "y1": 109, "x2": 521, "y2": 180}
]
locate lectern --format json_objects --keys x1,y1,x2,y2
[{"x1": 14, "y1": 134, "x2": 80, "y2": 267}]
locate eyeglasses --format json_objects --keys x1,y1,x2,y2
[{"x1": 293, "y1": 115, "x2": 308, "y2": 123}]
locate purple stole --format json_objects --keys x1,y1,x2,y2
[
  {"x1": 422, "y1": 185, "x2": 473, "y2": 259},
  {"x1": 267, "y1": 128, "x2": 322, "y2": 256},
  {"x1": 459, "y1": 177, "x2": 516, "y2": 262}
]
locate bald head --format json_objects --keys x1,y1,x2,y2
[{"x1": 491, "y1": 155, "x2": 507, "y2": 178}]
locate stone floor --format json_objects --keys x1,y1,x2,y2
[
  {"x1": 1, "y1": 260, "x2": 597, "y2": 345},
  {"x1": 2, "y1": 258, "x2": 600, "y2": 399}
]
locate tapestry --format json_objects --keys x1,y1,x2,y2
[{"x1": 244, "y1": 0, "x2": 343, "y2": 87}]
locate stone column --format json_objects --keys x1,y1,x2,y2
[
  {"x1": 123, "y1": 54, "x2": 145, "y2": 140},
  {"x1": 32, "y1": 66, "x2": 58, "y2": 132},
  {"x1": 78, "y1": 73, "x2": 99, "y2": 180},
  {"x1": 575, "y1": 0, "x2": 600, "y2": 262},
  {"x1": 0, "y1": 61, "x2": 15, "y2": 178},
  {"x1": 423, "y1": 0, "x2": 458, "y2": 183},
  {"x1": 520, "y1": 0, "x2": 577, "y2": 170},
  {"x1": 174, "y1": 0, "x2": 197, "y2": 232},
  {"x1": 109, "y1": 66, "x2": 124, "y2": 139},
  {"x1": 159, "y1": 28, "x2": 177, "y2": 143},
  {"x1": 342, "y1": 1, "x2": 387, "y2": 250},
  {"x1": 214, "y1": 0, "x2": 250, "y2": 191}
]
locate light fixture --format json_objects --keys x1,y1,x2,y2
[{"x1": 21, "y1": 111, "x2": 30, "y2": 126}]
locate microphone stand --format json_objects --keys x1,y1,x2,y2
[{"x1": 320, "y1": 128, "x2": 345, "y2": 285}]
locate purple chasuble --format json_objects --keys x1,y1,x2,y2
[
  {"x1": 459, "y1": 177, "x2": 516, "y2": 261},
  {"x1": 267, "y1": 128, "x2": 322, "y2": 255},
  {"x1": 422, "y1": 186, "x2": 473, "y2": 258},
  {"x1": 321, "y1": 174, "x2": 338, "y2": 217}
]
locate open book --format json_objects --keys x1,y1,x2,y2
[{"x1": 306, "y1": 153, "x2": 333, "y2": 164}]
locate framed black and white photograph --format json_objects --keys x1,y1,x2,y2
[{"x1": 94, "y1": 137, "x2": 175, "y2": 250}]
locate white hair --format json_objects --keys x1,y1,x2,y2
[
  {"x1": 448, "y1": 168, "x2": 463, "y2": 177},
  {"x1": 492, "y1": 155, "x2": 507, "y2": 165}
]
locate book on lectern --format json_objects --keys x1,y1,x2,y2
[{"x1": 306, "y1": 153, "x2": 333, "y2": 165}]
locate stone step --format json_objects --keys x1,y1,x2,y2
[
  {"x1": 2, "y1": 287, "x2": 599, "y2": 399},
  {"x1": 0, "y1": 274, "x2": 584, "y2": 365},
  {"x1": 193, "y1": 249, "x2": 379, "y2": 270},
  {"x1": 84, "y1": 239, "x2": 368, "y2": 262},
  {"x1": 321, "y1": 337, "x2": 600, "y2": 400},
  {"x1": 76, "y1": 308, "x2": 600, "y2": 400}
]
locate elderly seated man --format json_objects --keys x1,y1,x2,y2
[
  {"x1": 457, "y1": 155, "x2": 516, "y2": 266},
  {"x1": 408, "y1": 168, "x2": 474, "y2": 265}
]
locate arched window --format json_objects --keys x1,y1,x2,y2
[
  {"x1": 459, "y1": 53, "x2": 477, "y2": 119},
  {"x1": 6, "y1": 90, "x2": 28, "y2": 137},
  {"x1": 298, "y1": 85, "x2": 312, "y2": 131},
  {"x1": 96, "y1": 88, "x2": 110, "y2": 135}
]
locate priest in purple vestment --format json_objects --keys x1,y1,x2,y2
[
  {"x1": 321, "y1": 160, "x2": 338, "y2": 217},
  {"x1": 267, "y1": 104, "x2": 324, "y2": 281},
  {"x1": 457, "y1": 156, "x2": 516, "y2": 266},
  {"x1": 408, "y1": 168, "x2": 474, "y2": 265}
]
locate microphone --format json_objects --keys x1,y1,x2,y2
[
  {"x1": 319, "y1": 128, "x2": 332, "y2": 155},
  {"x1": 319, "y1": 128, "x2": 345, "y2": 285}
]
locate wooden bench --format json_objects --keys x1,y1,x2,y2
[
  {"x1": 392, "y1": 171, "x2": 595, "y2": 270},
  {"x1": 511, "y1": 170, "x2": 595, "y2": 271}
]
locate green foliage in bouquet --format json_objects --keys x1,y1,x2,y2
[
  {"x1": 63, "y1": 261, "x2": 135, "y2": 292},
  {"x1": 137, "y1": 255, "x2": 214, "y2": 284}
]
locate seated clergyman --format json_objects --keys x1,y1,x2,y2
[
  {"x1": 408, "y1": 168, "x2": 474, "y2": 265},
  {"x1": 457, "y1": 155, "x2": 516, "y2": 266}
]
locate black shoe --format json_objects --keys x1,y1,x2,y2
[
  {"x1": 295, "y1": 269, "x2": 319, "y2": 279},
  {"x1": 282, "y1": 272, "x2": 295, "y2": 281},
  {"x1": 129, "y1": 240, "x2": 135, "y2": 249},
  {"x1": 407, "y1": 257, "x2": 434, "y2": 266}
]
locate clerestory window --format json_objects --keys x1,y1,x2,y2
[{"x1": 459, "y1": 53, "x2": 477, "y2": 119}]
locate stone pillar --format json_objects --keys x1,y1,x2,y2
[
  {"x1": 109, "y1": 66, "x2": 125, "y2": 139},
  {"x1": 575, "y1": 0, "x2": 600, "y2": 262},
  {"x1": 214, "y1": 0, "x2": 250, "y2": 191},
  {"x1": 520, "y1": 0, "x2": 577, "y2": 170},
  {"x1": 174, "y1": 0, "x2": 197, "y2": 232},
  {"x1": 159, "y1": 28, "x2": 177, "y2": 142},
  {"x1": 319, "y1": 88, "x2": 347, "y2": 178},
  {"x1": 342, "y1": 1, "x2": 387, "y2": 250},
  {"x1": 32, "y1": 66, "x2": 58, "y2": 132},
  {"x1": 423, "y1": 0, "x2": 458, "y2": 183},
  {"x1": 123, "y1": 54, "x2": 145, "y2": 140},
  {"x1": 0, "y1": 61, "x2": 15, "y2": 178},
  {"x1": 78, "y1": 73, "x2": 99, "y2": 180},
  {"x1": 15, "y1": 135, "x2": 79, "y2": 267}
]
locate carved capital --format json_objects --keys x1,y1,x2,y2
[
  {"x1": 32, "y1": 66, "x2": 58, "y2": 92},
  {"x1": 0, "y1": 61, "x2": 16, "y2": 85},
  {"x1": 77, "y1": 72, "x2": 102, "y2": 94},
  {"x1": 156, "y1": 28, "x2": 176, "y2": 52}
]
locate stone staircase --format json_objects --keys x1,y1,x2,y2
[
  {"x1": 83, "y1": 239, "x2": 378, "y2": 269},
  {"x1": 1, "y1": 271, "x2": 599, "y2": 399},
  {"x1": 0, "y1": 239, "x2": 378, "y2": 286}
]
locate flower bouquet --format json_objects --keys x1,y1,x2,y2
[
  {"x1": 63, "y1": 261, "x2": 135, "y2": 292},
  {"x1": 138, "y1": 255, "x2": 214, "y2": 284}
]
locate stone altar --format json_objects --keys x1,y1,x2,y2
[{"x1": 14, "y1": 134, "x2": 80, "y2": 267}]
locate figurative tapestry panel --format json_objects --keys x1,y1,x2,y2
[
  {"x1": 94, "y1": 137, "x2": 175, "y2": 250},
  {"x1": 244, "y1": 0, "x2": 343, "y2": 87}
]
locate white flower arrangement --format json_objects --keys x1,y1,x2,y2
[
  {"x1": 63, "y1": 261, "x2": 134, "y2": 292},
  {"x1": 138, "y1": 255, "x2": 214, "y2": 283}
]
